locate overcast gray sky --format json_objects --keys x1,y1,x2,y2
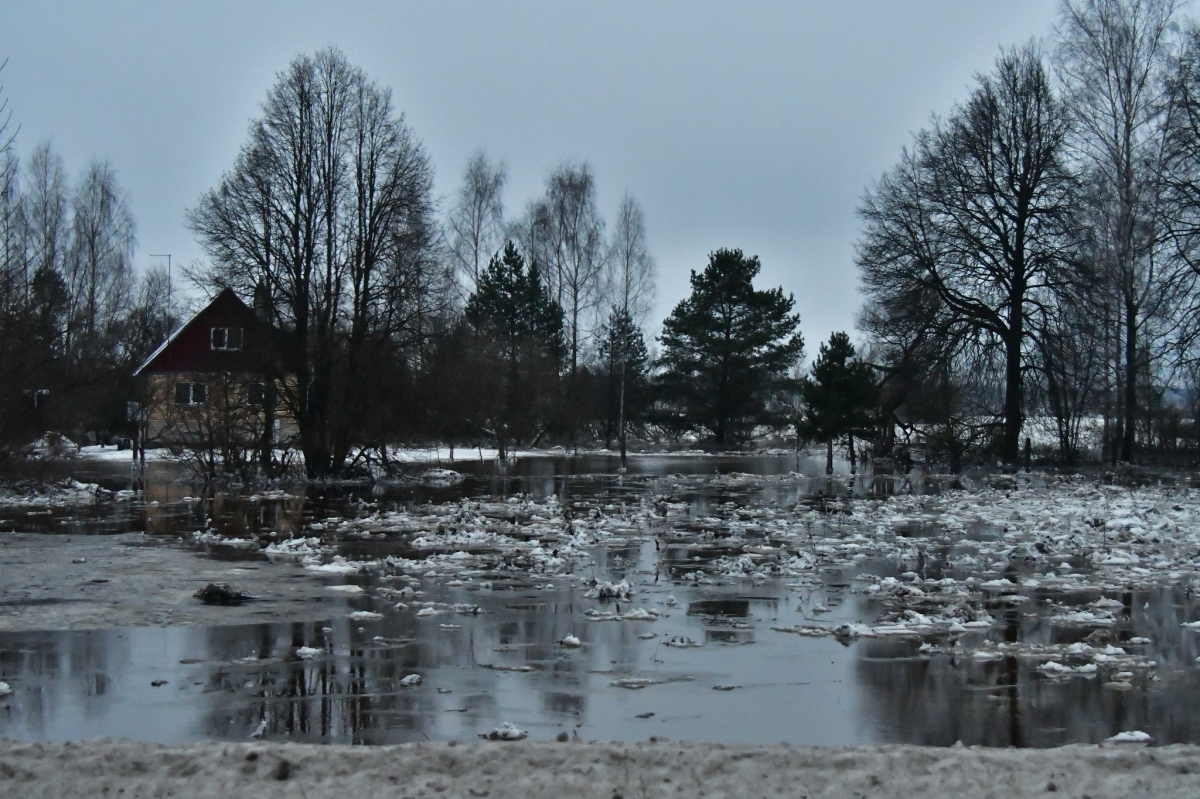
[{"x1": 1, "y1": 1, "x2": 1085, "y2": 351}]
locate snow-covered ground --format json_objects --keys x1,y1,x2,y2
[
  {"x1": 0, "y1": 739, "x2": 1196, "y2": 798},
  {"x1": 74, "y1": 444, "x2": 609, "y2": 466},
  {"x1": 384, "y1": 446, "x2": 548, "y2": 463},
  {"x1": 75, "y1": 444, "x2": 174, "y2": 462},
  {"x1": 0, "y1": 478, "x2": 134, "y2": 508},
  {"x1": 72, "y1": 443, "x2": 765, "y2": 467}
]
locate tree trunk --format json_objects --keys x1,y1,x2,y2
[
  {"x1": 826, "y1": 438, "x2": 833, "y2": 476},
  {"x1": 848, "y1": 434, "x2": 856, "y2": 475},
  {"x1": 1101, "y1": 304, "x2": 1112, "y2": 465},
  {"x1": 259, "y1": 380, "x2": 275, "y2": 475},
  {"x1": 1112, "y1": 344, "x2": 1123, "y2": 467},
  {"x1": 1002, "y1": 328, "x2": 1023, "y2": 465},
  {"x1": 1121, "y1": 297, "x2": 1136, "y2": 463},
  {"x1": 618, "y1": 358, "x2": 627, "y2": 468},
  {"x1": 604, "y1": 355, "x2": 614, "y2": 450}
]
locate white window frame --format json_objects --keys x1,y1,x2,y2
[
  {"x1": 175, "y1": 382, "x2": 207, "y2": 406},
  {"x1": 247, "y1": 381, "x2": 266, "y2": 408},
  {"x1": 210, "y1": 327, "x2": 243, "y2": 351}
]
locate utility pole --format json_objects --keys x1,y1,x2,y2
[
  {"x1": 138, "y1": 254, "x2": 171, "y2": 487},
  {"x1": 150, "y1": 253, "x2": 172, "y2": 326}
]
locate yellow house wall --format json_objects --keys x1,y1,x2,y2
[{"x1": 141, "y1": 373, "x2": 299, "y2": 447}]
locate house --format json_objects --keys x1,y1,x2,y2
[{"x1": 133, "y1": 288, "x2": 296, "y2": 464}]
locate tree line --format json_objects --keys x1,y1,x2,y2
[
  {"x1": 0, "y1": 61, "x2": 174, "y2": 452},
  {"x1": 858, "y1": 0, "x2": 1200, "y2": 469},
  {"x1": 0, "y1": 50, "x2": 835, "y2": 478},
  {"x1": 183, "y1": 50, "x2": 820, "y2": 477},
  {"x1": 21, "y1": 1, "x2": 1200, "y2": 481}
]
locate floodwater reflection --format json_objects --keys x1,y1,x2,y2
[{"x1": 5, "y1": 570, "x2": 1200, "y2": 746}]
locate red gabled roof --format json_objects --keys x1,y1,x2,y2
[{"x1": 134, "y1": 288, "x2": 280, "y2": 376}]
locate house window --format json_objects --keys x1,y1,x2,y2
[
  {"x1": 247, "y1": 382, "x2": 266, "y2": 408},
  {"x1": 175, "y1": 382, "x2": 207, "y2": 406},
  {"x1": 211, "y1": 327, "x2": 243, "y2": 351},
  {"x1": 32, "y1": 389, "x2": 49, "y2": 409}
]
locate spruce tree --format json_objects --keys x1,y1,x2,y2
[
  {"x1": 657, "y1": 248, "x2": 803, "y2": 446},
  {"x1": 799, "y1": 332, "x2": 878, "y2": 475},
  {"x1": 464, "y1": 241, "x2": 565, "y2": 457}
]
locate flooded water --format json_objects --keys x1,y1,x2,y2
[{"x1": 2, "y1": 453, "x2": 1200, "y2": 747}]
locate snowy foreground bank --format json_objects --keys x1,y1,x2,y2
[{"x1": 1, "y1": 739, "x2": 1198, "y2": 798}]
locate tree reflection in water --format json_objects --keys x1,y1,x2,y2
[
  {"x1": 854, "y1": 587, "x2": 1200, "y2": 746},
  {"x1": 0, "y1": 628, "x2": 124, "y2": 739}
]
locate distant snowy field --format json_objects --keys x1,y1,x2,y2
[{"x1": 72, "y1": 444, "x2": 724, "y2": 466}]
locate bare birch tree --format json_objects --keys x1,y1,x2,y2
[
  {"x1": 509, "y1": 197, "x2": 551, "y2": 279},
  {"x1": 859, "y1": 46, "x2": 1081, "y2": 465},
  {"x1": 1160, "y1": 25, "x2": 1200, "y2": 361},
  {"x1": 188, "y1": 47, "x2": 440, "y2": 477},
  {"x1": 23, "y1": 142, "x2": 68, "y2": 305},
  {"x1": 605, "y1": 193, "x2": 656, "y2": 325},
  {"x1": 603, "y1": 192, "x2": 655, "y2": 464},
  {"x1": 540, "y1": 162, "x2": 605, "y2": 374},
  {"x1": 0, "y1": 60, "x2": 14, "y2": 159},
  {"x1": 0, "y1": 61, "x2": 20, "y2": 312},
  {"x1": 65, "y1": 160, "x2": 135, "y2": 363},
  {"x1": 1055, "y1": 0, "x2": 1188, "y2": 462},
  {"x1": 447, "y1": 150, "x2": 506, "y2": 298},
  {"x1": 0, "y1": 151, "x2": 21, "y2": 312}
]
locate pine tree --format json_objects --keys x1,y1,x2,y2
[
  {"x1": 657, "y1": 248, "x2": 803, "y2": 446},
  {"x1": 799, "y1": 332, "x2": 878, "y2": 475}
]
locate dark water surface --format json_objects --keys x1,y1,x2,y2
[{"x1": 1, "y1": 453, "x2": 1199, "y2": 747}]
